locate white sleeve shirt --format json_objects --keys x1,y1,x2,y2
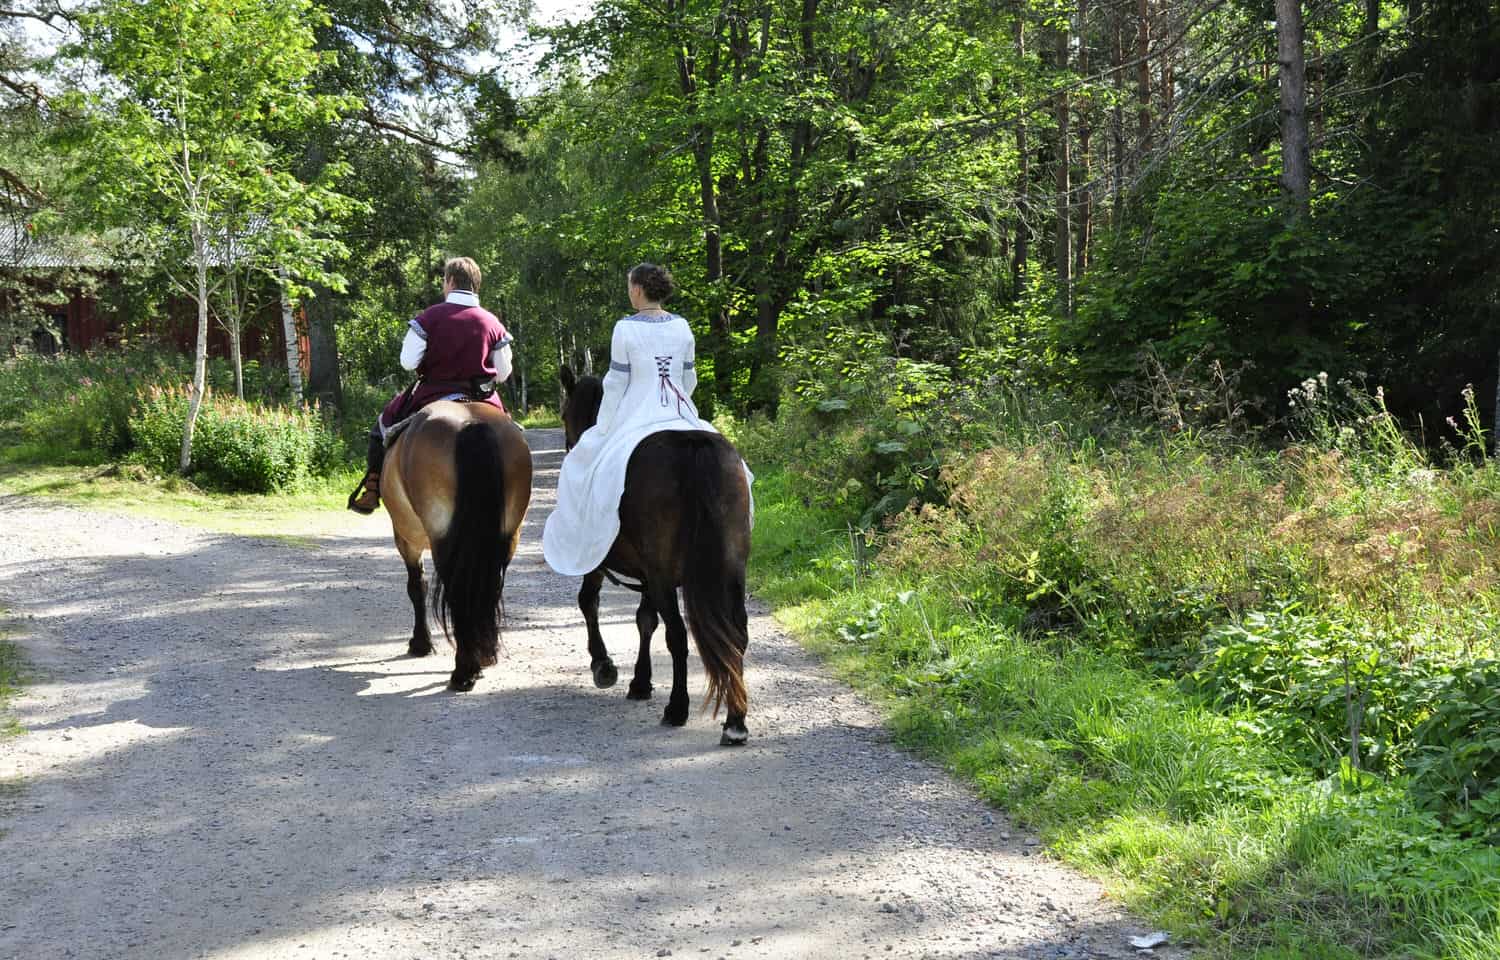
[{"x1": 398, "y1": 290, "x2": 513, "y2": 382}]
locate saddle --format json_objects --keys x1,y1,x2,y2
[{"x1": 382, "y1": 377, "x2": 498, "y2": 446}]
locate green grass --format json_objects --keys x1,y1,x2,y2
[
  {"x1": 516, "y1": 405, "x2": 562, "y2": 429},
  {"x1": 0, "y1": 460, "x2": 374, "y2": 542},
  {"x1": 0, "y1": 613, "x2": 24, "y2": 739},
  {"x1": 748, "y1": 468, "x2": 1500, "y2": 960}
]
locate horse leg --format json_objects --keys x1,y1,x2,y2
[
  {"x1": 627, "y1": 594, "x2": 657, "y2": 700},
  {"x1": 397, "y1": 536, "x2": 432, "y2": 657},
  {"x1": 657, "y1": 587, "x2": 690, "y2": 727},
  {"x1": 580, "y1": 569, "x2": 617, "y2": 688}
]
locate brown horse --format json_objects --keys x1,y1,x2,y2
[
  {"x1": 559, "y1": 368, "x2": 753, "y2": 745},
  {"x1": 380, "y1": 400, "x2": 533, "y2": 691}
]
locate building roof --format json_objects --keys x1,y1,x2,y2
[{"x1": 0, "y1": 221, "x2": 113, "y2": 270}]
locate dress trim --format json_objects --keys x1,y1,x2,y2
[
  {"x1": 622, "y1": 312, "x2": 682, "y2": 325},
  {"x1": 610, "y1": 360, "x2": 631, "y2": 373}
]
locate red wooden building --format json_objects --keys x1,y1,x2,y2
[{"x1": 2, "y1": 223, "x2": 309, "y2": 379}]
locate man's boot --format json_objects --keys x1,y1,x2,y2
[{"x1": 347, "y1": 430, "x2": 385, "y2": 514}]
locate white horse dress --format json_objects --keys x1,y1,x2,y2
[{"x1": 542, "y1": 312, "x2": 753, "y2": 577}]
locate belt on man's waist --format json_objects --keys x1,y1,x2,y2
[{"x1": 421, "y1": 377, "x2": 494, "y2": 397}]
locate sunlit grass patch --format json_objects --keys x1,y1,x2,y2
[
  {"x1": 516, "y1": 405, "x2": 562, "y2": 429},
  {"x1": 0, "y1": 614, "x2": 24, "y2": 739},
  {"x1": 0, "y1": 461, "x2": 371, "y2": 541}
]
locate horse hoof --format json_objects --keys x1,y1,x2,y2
[
  {"x1": 660, "y1": 702, "x2": 688, "y2": 727},
  {"x1": 408, "y1": 640, "x2": 434, "y2": 657},
  {"x1": 448, "y1": 672, "x2": 478, "y2": 692},
  {"x1": 591, "y1": 658, "x2": 618, "y2": 689},
  {"x1": 626, "y1": 680, "x2": 653, "y2": 700},
  {"x1": 720, "y1": 724, "x2": 749, "y2": 747}
]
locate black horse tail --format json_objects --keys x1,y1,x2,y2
[
  {"x1": 680, "y1": 437, "x2": 750, "y2": 718},
  {"x1": 431, "y1": 420, "x2": 508, "y2": 668}
]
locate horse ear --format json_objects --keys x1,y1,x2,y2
[{"x1": 559, "y1": 365, "x2": 576, "y2": 394}]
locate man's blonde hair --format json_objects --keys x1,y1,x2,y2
[{"x1": 444, "y1": 256, "x2": 482, "y2": 292}]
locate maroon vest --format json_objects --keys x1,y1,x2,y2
[
  {"x1": 410, "y1": 300, "x2": 509, "y2": 408},
  {"x1": 380, "y1": 298, "x2": 510, "y2": 428}
]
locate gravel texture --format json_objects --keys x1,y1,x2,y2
[{"x1": 0, "y1": 428, "x2": 1186, "y2": 959}]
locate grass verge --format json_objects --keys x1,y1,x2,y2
[
  {"x1": 0, "y1": 461, "x2": 375, "y2": 543},
  {"x1": 748, "y1": 468, "x2": 1500, "y2": 960},
  {"x1": 0, "y1": 613, "x2": 23, "y2": 739}
]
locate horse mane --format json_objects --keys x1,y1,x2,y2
[{"x1": 573, "y1": 376, "x2": 604, "y2": 427}]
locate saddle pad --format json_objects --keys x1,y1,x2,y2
[{"x1": 379, "y1": 393, "x2": 466, "y2": 444}]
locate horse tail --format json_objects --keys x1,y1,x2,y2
[
  {"x1": 680, "y1": 437, "x2": 750, "y2": 718},
  {"x1": 431, "y1": 419, "x2": 508, "y2": 668}
]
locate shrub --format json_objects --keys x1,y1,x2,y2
[
  {"x1": 1192, "y1": 603, "x2": 1444, "y2": 776},
  {"x1": 130, "y1": 385, "x2": 340, "y2": 492},
  {"x1": 1, "y1": 347, "x2": 185, "y2": 460},
  {"x1": 1408, "y1": 659, "x2": 1500, "y2": 838}
]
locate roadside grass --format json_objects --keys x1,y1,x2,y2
[
  {"x1": 0, "y1": 460, "x2": 373, "y2": 542},
  {"x1": 0, "y1": 612, "x2": 23, "y2": 739},
  {"x1": 516, "y1": 405, "x2": 562, "y2": 429},
  {"x1": 748, "y1": 468, "x2": 1500, "y2": 960}
]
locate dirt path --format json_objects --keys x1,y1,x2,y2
[{"x1": 0, "y1": 429, "x2": 1181, "y2": 960}]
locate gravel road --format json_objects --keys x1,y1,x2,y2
[{"x1": 0, "y1": 428, "x2": 1183, "y2": 960}]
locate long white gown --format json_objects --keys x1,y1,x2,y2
[{"x1": 542, "y1": 312, "x2": 753, "y2": 577}]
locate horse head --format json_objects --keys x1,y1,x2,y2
[{"x1": 559, "y1": 366, "x2": 604, "y2": 451}]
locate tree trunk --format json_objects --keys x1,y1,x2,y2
[
  {"x1": 229, "y1": 327, "x2": 244, "y2": 400},
  {"x1": 672, "y1": 0, "x2": 732, "y2": 413},
  {"x1": 304, "y1": 285, "x2": 343, "y2": 409},
  {"x1": 1013, "y1": 10, "x2": 1030, "y2": 291},
  {"x1": 1075, "y1": 0, "x2": 1092, "y2": 280},
  {"x1": 1111, "y1": 9, "x2": 1126, "y2": 218},
  {"x1": 180, "y1": 232, "x2": 209, "y2": 473},
  {"x1": 1276, "y1": 0, "x2": 1310, "y2": 219},
  {"x1": 1136, "y1": 0, "x2": 1152, "y2": 154},
  {"x1": 696, "y1": 135, "x2": 730, "y2": 409},
  {"x1": 1055, "y1": 26, "x2": 1073, "y2": 316},
  {"x1": 278, "y1": 267, "x2": 303, "y2": 404}
]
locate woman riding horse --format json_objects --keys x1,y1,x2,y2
[{"x1": 544, "y1": 263, "x2": 755, "y2": 744}]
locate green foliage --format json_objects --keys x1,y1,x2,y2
[
  {"x1": 129, "y1": 384, "x2": 341, "y2": 492},
  {"x1": 0, "y1": 348, "x2": 187, "y2": 462},
  {"x1": 746, "y1": 360, "x2": 1500, "y2": 956},
  {"x1": 1407, "y1": 660, "x2": 1500, "y2": 839},
  {"x1": 749, "y1": 453, "x2": 1500, "y2": 957},
  {"x1": 735, "y1": 326, "x2": 1085, "y2": 527},
  {"x1": 0, "y1": 625, "x2": 23, "y2": 739},
  {"x1": 1194, "y1": 604, "x2": 1443, "y2": 776}
]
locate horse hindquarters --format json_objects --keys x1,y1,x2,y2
[
  {"x1": 431, "y1": 420, "x2": 510, "y2": 691},
  {"x1": 678, "y1": 438, "x2": 751, "y2": 744}
]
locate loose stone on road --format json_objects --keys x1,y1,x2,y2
[{"x1": 0, "y1": 428, "x2": 1183, "y2": 959}]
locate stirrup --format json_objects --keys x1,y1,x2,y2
[{"x1": 347, "y1": 472, "x2": 381, "y2": 514}]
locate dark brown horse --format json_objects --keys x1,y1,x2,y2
[
  {"x1": 380, "y1": 400, "x2": 533, "y2": 691},
  {"x1": 559, "y1": 368, "x2": 753, "y2": 745}
]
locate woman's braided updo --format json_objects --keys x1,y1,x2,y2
[{"x1": 628, "y1": 262, "x2": 675, "y2": 303}]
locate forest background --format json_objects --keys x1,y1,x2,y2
[{"x1": 1, "y1": 0, "x2": 1499, "y2": 957}]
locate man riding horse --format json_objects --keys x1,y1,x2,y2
[{"x1": 348, "y1": 256, "x2": 514, "y2": 514}]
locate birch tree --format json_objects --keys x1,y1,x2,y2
[{"x1": 65, "y1": 0, "x2": 353, "y2": 469}]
